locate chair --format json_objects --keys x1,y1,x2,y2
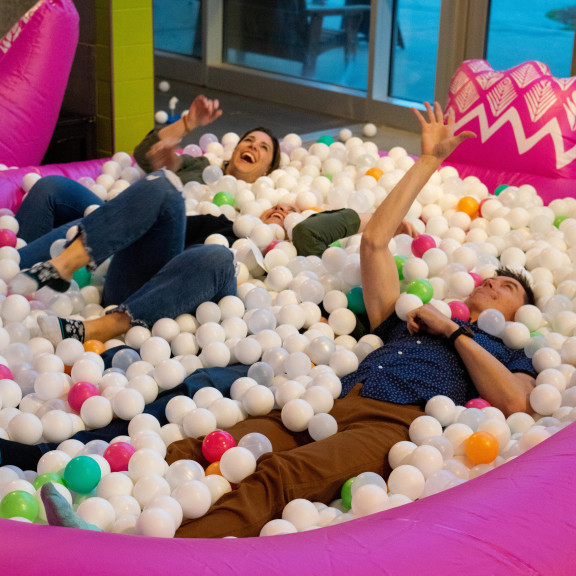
[{"x1": 223, "y1": 0, "x2": 370, "y2": 77}]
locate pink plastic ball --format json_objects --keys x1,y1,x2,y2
[
  {"x1": 469, "y1": 272, "x2": 482, "y2": 287},
  {"x1": 448, "y1": 301, "x2": 470, "y2": 322},
  {"x1": 202, "y1": 430, "x2": 237, "y2": 463},
  {"x1": 68, "y1": 381, "x2": 100, "y2": 413},
  {"x1": 0, "y1": 229, "x2": 17, "y2": 248},
  {"x1": 264, "y1": 241, "x2": 281, "y2": 255},
  {"x1": 0, "y1": 364, "x2": 13, "y2": 379},
  {"x1": 103, "y1": 442, "x2": 136, "y2": 472},
  {"x1": 466, "y1": 398, "x2": 491, "y2": 409},
  {"x1": 411, "y1": 234, "x2": 436, "y2": 258}
]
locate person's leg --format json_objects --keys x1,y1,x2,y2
[
  {"x1": 105, "y1": 244, "x2": 237, "y2": 322},
  {"x1": 15, "y1": 176, "x2": 103, "y2": 243},
  {"x1": 11, "y1": 172, "x2": 186, "y2": 297},
  {"x1": 36, "y1": 245, "x2": 237, "y2": 345},
  {"x1": 168, "y1": 386, "x2": 424, "y2": 538},
  {"x1": 17, "y1": 219, "x2": 82, "y2": 269},
  {"x1": 0, "y1": 364, "x2": 250, "y2": 470}
]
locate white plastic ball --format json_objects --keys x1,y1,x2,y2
[{"x1": 219, "y1": 446, "x2": 257, "y2": 483}]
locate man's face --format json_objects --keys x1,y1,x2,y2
[
  {"x1": 466, "y1": 275, "x2": 526, "y2": 321},
  {"x1": 226, "y1": 131, "x2": 274, "y2": 183},
  {"x1": 260, "y1": 204, "x2": 300, "y2": 229}
]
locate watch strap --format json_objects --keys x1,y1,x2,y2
[{"x1": 448, "y1": 326, "x2": 474, "y2": 346}]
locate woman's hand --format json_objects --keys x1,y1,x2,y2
[
  {"x1": 185, "y1": 95, "x2": 223, "y2": 131},
  {"x1": 395, "y1": 220, "x2": 419, "y2": 238},
  {"x1": 146, "y1": 136, "x2": 182, "y2": 172}
]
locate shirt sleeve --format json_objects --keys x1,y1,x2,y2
[
  {"x1": 291, "y1": 209, "x2": 361, "y2": 256},
  {"x1": 504, "y1": 349, "x2": 537, "y2": 377},
  {"x1": 133, "y1": 129, "x2": 160, "y2": 173}
]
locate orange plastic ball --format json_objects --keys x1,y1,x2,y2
[
  {"x1": 84, "y1": 340, "x2": 106, "y2": 355},
  {"x1": 365, "y1": 167, "x2": 384, "y2": 181},
  {"x1": 465, "y1": 431, "x2": 499, "y2": 464},
  {"x1": 205, "y1": 461, "x2": 223, "y2": 476},
  {"x1": 457, "y1": 196, "x2": 479, "y2": 218}
]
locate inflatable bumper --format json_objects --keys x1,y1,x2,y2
[{"x1": 1, "y1": 422, "x2": 574, "y2": 575}]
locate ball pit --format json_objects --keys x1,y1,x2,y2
[{"x1": 2, "y1": 98, "x2": 576, "y2": 574}]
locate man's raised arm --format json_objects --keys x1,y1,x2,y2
[{"x1": 360, "y1": 102, "x2": 475, "y2": 330}]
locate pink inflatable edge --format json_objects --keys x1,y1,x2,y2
[
  {"x1": 0, "y1": 0, "x2": 79, "y2": 167},
  {"x1": 0, "y1": 159, "x2": 108, "y2": 212},
  {"x1": 2, "y1": 421, "x2": 574, "y2": 575}
]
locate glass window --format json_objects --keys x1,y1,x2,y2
[
  {"x1": 153, "y1": 0, "x2": 202, "y2": 58},
  {"x1": 486, "y1": 0, "x2": 575, "y2": 77},
  {"x1": 388, "y1": 0, "x2": 441, "y2": 103},
  {"x1": 222, "y1": 0, "x2": 370, "y2": 91}
]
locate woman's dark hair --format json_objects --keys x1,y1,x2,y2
[{"x1": 238, "y1": 126, "x2": 281, "y2": 173}]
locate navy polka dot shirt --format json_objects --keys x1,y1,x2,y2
[{"x1": 340, "y1": 313, "x2": 535, "y2": 406}]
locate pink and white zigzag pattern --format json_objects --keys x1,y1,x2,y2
[
  {"x1": 454, "y1": 103, "x2": 576, "y2": 169},
  {"x1": 486, "y1": 79, "x2": 517, "y2": 117},
  {"x1": 0, "y1": 0, "x2": 41, "y2": 54},
  {"x1": 526, "y1": 82, "x2": 557, "y2": 123}
]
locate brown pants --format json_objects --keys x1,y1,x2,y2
[{"x1": 166, "y1": 384, "x2": 424, "y2": 538}]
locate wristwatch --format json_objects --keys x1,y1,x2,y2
[{"x1": 448, "y1": 325, "x2": 475, "y2": 346}]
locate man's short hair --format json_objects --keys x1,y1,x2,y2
[{"x1": 496, "y1": 267, "x2": 535, "y2": 306}]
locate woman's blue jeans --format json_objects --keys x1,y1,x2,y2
[
  {"x1": 15, "y1": 175, "x2": 104, "y2": 243},
  {"x1": 17, "y1": 172, "x2": 237, "y2": 326}
]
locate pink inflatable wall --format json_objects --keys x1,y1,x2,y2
[
  {"x1": 0, "y1": 160, "x2": 108, "y2": 213},
  {"x1": 1, "y1": 422, "x2": 575, "y2": 576},
  {"x1": 445, "y1": 60, "x2": 576, "y2": 203},
  {"x1": 0, "y1": 0, "x2": 79, "y2": 168}
]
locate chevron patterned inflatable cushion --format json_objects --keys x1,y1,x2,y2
[{"x1": 445, "y1": 60, "x2": 576, "y2": 180}]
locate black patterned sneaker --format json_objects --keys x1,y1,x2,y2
[
  {"x1": 9, "y1": 262, "x2": 71, "y2": 295},
  {"x1": 38, "y1": 316, "x2": 85, "y2": 346}
]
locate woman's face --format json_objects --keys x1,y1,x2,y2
[
  {"x1": 226, "y1": 131, "x2": 275, "y2": 183},
  {"x1": 260, "y1": 204, "x2": 300, "y2": 228}
]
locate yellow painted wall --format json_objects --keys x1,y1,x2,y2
[{"x1": 95, "y1": 0, "x2": 154, "y2": 157}]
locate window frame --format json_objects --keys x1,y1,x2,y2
[{"x1": 153, "y1": 0, "x2": 574, "y2": 133}]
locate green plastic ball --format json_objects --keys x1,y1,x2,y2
[
  {"x1": 346, "y1": 286, "x2": 366, "y2": 314},
  {"x1": 73, "y1": 266, "x2": 92, "y2": 289},
  {"x1": 554, "y1": 215, "x2": 568, "y2": 228},
  {"x1": 0, "y1": 490, "x2": 39, "y2": 521},
  {"x1": 494, "y1": 184, "x2": 509, "y2": 196},
  {"x1": 317, "y1": 135, "x2": 335, "y2": 146},
  {"x1": 213, "y1": 192, "x2": 235, "y2": 207},
  {"x1": 330, "y1": 240, "x2": 342, "y2": 248},
  {"x1": 341, "y1": 477, "x2": 355, "y2": 510},
  {"x1": 406, "y1": 279, "x2": 434, "y2": 304},
  {"x1": 64, "y1": 456, "x2": 101, "y2": 494},
  {"x1": 394, "y1": 255, "x2": 407, "y2": 281},
  {"x1": 530, "y1": 331, "x2": 544, "y2": 339},
  {"x1": 33, "y1": 473, "x2": 66, "y2": 491}
]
